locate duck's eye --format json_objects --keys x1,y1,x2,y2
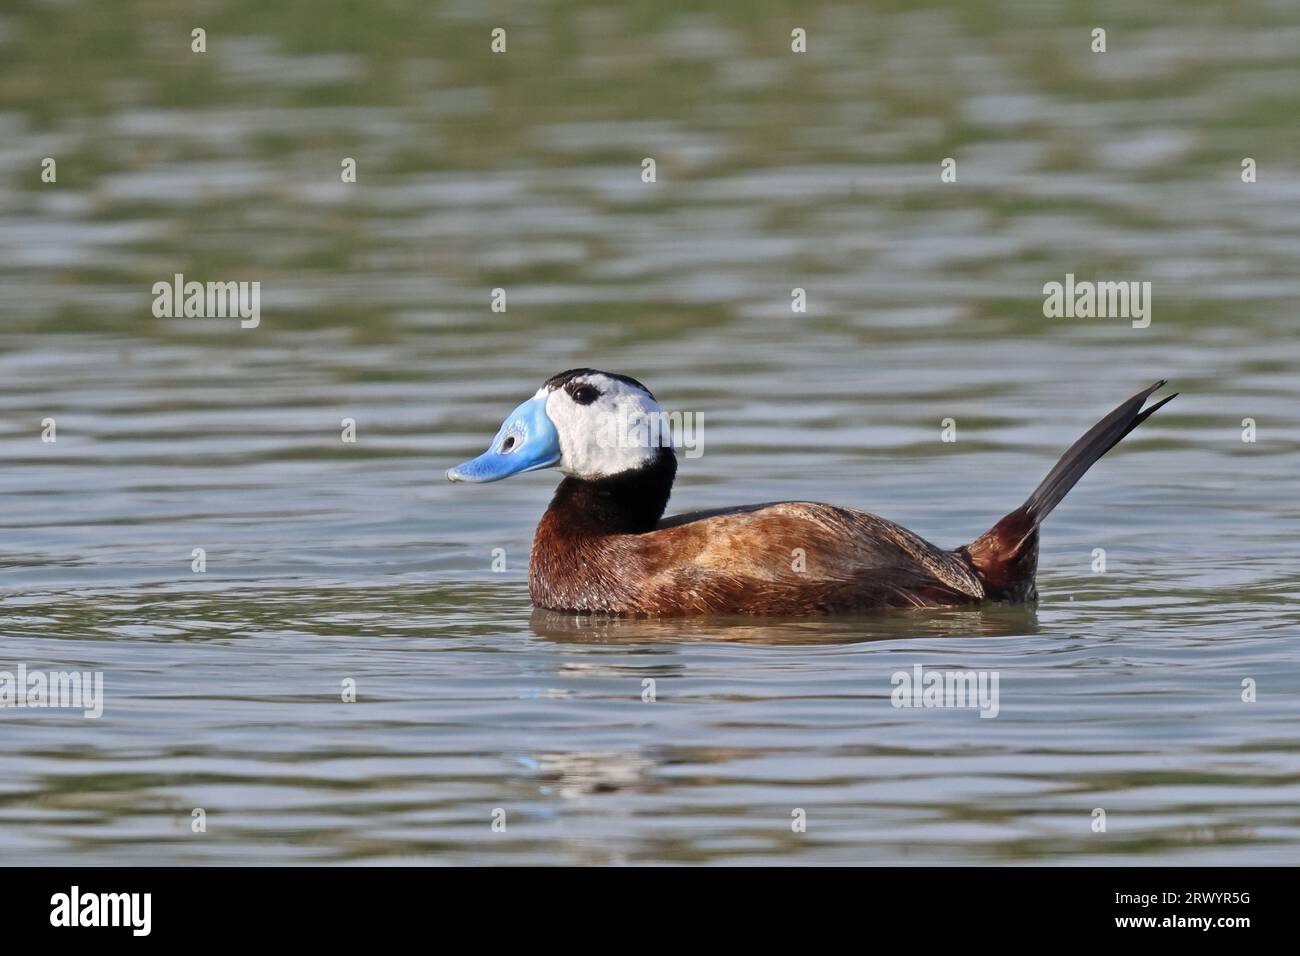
[
  {"x1": 571, "y1": 384, "x2": 599, "y2": 405},
  {"x1": 500, "y1": 435, "x2": 517, "y2": 452}
]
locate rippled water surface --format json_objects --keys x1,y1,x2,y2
[{"x1": 1, "y1": 0, "x2": 1298, "y2": 864}]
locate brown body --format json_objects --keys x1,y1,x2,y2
[
  {"x1": 529, "y1": 382, "x2": 1173, "y2": 617},
  {"x1": 532, "y1": 497, "x2": 990, "y2": 615}
]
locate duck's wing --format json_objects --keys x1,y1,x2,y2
[{"x1": 630, "y1": 501, "x2": 985, "y2": 614}]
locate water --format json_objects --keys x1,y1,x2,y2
[{"x1": 1, "y1": 0, "x2": 1298, "y2": 864}]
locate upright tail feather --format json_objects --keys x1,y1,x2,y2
[{"x1": 962, "y1": 381, "x2": 1176, "y2": 600}]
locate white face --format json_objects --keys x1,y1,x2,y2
[{"x1": 542, "y1": 372, "x2": 665, "y2": 479}]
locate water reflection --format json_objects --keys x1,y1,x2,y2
[{"x1": 530, "y1": 605, "x2": 1041, "y2": 645}]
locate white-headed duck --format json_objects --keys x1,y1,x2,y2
[{"x1": 448, "y1": 369, "x2": 1175, "y2": 616}]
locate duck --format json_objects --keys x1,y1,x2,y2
[{"x1": 447, "y1": 369, "x2": 1175, "y2": 616}]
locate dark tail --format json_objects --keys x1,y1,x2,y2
[{"x1": 963, "y1": 381, "x2": 1176, "y2": 600}]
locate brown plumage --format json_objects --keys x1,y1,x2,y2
[
  {"x1": 526, "y1": 381, "x2": 1175, "y2": 616},
  {"x1": 531, "y1": 493, "x2": 985, "y2": 615}
]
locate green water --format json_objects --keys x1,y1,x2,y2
[{"x1": 1, "y1": 0, "x2": 1298, "y2": 864}]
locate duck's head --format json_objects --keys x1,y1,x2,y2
[{"x1": 447, "y1": 368, "x2": 667, "y2": 483}]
